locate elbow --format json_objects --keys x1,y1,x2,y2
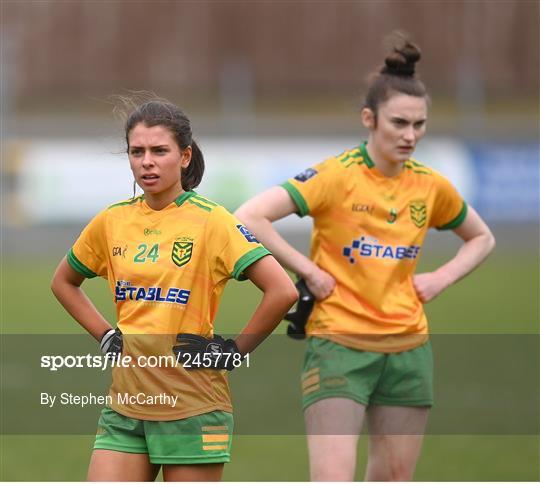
[
  {"x1": 235, "y1": 204, "x2": 263, "y2": 228},
  {"x1": 234, "y1": 204, "x2": 251, "y2": 224},
  {"x1": 486, "y1": 230, "x2": 496, "y2": 255},
  {"x1": 283, "y1": 279, "x2": 299, "y2": 309},
  {"x1": 50, "y1": 275, "x2": 60, "y2": 298}
]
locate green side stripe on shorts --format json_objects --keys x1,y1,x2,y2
[
  {"x1": 437, "y1": 202, "x2": 468, "y2": 230},
  {"x1": 67, "y1": 249, "x2": 97, "y2": 278},
  {"x1": 281, "y1": 181, "x2": 309, "y2": 217},
  {"x1": 232, "y1": 246, "x2": 271, "y2": 281}
]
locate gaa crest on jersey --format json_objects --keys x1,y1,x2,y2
[
  {"x1": 409, "y1": 200, "x2": 427, "y2": 228},
  {"x1": 172, "y1": 237, "x2": 193, "y2": 267}
]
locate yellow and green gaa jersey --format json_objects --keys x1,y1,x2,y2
[
  {"x1": 67, "y1": 191, "x2": 270, "y2": 420},
  {"x1": 282, "y1": 142, "x2": 467, "y2": 353}
]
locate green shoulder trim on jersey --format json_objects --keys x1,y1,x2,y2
[
  {"x1": 180, "y1": 191, "x2": 217, "y2": 212},
  {"x1": 107, "y1": 195, "x2": 144, "y2": 210},
  {"x1": 437, "y1": 202, "x2": 468, "y2": 230},
  {"x1": 281, "y1": 181, "x2": 309, "y2": 217},
  {"x1": 337, "y1": 147, "x2": 363, "y2": 168},
  {"x1": 232, "y1": 246, "x2": 272, "y2": 281},
  {"x1": 191, "y1": 194, "x2": 218, "y2": 207},
  {"x1": 359, "y1": 142, "x2": 375, "y2": 168},
  {"x1": 188, "y1": 198, "x2": 212, "y2": 212},
  {"x1": 174, "y1": 191, "x2": 196, "y2": 206},
  {"x1": 67, "y1": 248, "x2": 98, "y2": 279},
  {"x1": 404, "y1": 159, "x2": 432, "y2": 175}
]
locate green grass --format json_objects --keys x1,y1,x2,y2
[{"x1": 1, "y1": 253, "x2": 538, "y2": 480}]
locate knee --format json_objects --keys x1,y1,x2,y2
[
  {"x1": 388, "y1": 462, "x2": 414, "y2": 481},
  {"x1": 311, "y1": 467, "x2": 355, "y2": 482},
  {"x1": 366, "y1": 459, "x2": 415, "y2": 481}
]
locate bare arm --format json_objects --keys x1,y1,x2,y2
[
  {"x1": 413, "y1": 206, "x2": 496, "y2": 303},
  {"x1": 51, "y1": 257, "x2": 112, "y2": 340},
  {"x1": 234, "y1": 255, "x2": 298, "y2": 355},
  {"x1": 235, "y1": 186, "x2": 335, "y2": 300}
]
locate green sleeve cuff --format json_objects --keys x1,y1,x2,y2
[
  {"x1": 67, "y1": 248, "x2": 98, "y2": 278},
  {"x1": 281, "y1": 181, "x2": 309, "y2": 217},
  {"x1": 232, "y1": 246, "x2": 272, "y2": 281},
  {"x1": 437, "y1": 202, "x2": 468, "y2": 230}
]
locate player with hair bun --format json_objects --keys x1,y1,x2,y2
[
  {"x1": 235, "y1": 32, "x2": 495, "y2": 481},
  {"x1": 51, "y1": 95, "x2": 298, "y2": 481}
]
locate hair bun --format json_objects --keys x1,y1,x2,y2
[{"x1": 381, "y1": 31, "x2": 421, "y2": 77}]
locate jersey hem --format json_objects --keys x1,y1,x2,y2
[
  {"x1": 281, "y1": 181, "x2": 309, "y2": 217},
  {"x1": 108, "y1": 402, "x2": 233, "y2": 422},
  {"x1": 232, "y1": 246, "x2": 271, "y2": 281},
  {"x1": 437, "y1": 201, "x2": 468, "y2": 230},
  {"x1": 309, "y1": 333, "x2": 429, "y2": 354},
  {"x1": 67, "y1": 248, "x2": 98, "y2": 278}
]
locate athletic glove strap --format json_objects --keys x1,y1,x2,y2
[
  {"x1": 173, "y1": 333, "x2": 243, "y2": 371},
  {"x1": 100, "y1": 328, "x2": 123, "y2": 357}
]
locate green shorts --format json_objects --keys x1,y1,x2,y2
[
  {"x1": 301, "y1": 337, "x2": 433, "y2": 410},
  {"x1": 93, "y1": 406, "x2": 233, "y2": 465}
]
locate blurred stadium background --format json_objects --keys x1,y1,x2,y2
[{"x1": 1, "y1": 0, "x2": 538, "y2": 481}]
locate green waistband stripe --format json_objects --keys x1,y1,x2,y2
[
  {"x1": 437, "y1": 202, "x2": 468, "y2": 230},
  {"x1": 281, "y1": 182, "x2": 309, "y2": 217},
  {"x1": 67, "y1": 248, "x2": 98, "y2": 278},
  {"x1": 232, "y1": 247, "x2": 272, "y2": 281}
]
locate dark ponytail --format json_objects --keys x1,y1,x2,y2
[
  {"x1": 116, "y1": 93, "x2": 205, "y2": 191},
  {"x1": 181, "y1": 139, "x2": 205, "y2": 192},
  {"x1": 363, "y1": 31, "x2": 428, "y2": 115}
]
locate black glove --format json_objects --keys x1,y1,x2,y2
[
  {"x1": 173, "y1": 333, "x2": 243, "y2": 371},
  {"x1": 100, "y1": 328, "x2": 123, "y2": 358},
  {"x1": 284, "y1": 279, "x2": 315, "y2": 340}
]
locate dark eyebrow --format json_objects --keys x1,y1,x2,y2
[
  {"x1": 129, "y1": 144, "x2": 170, "y2": 149},
  {"x1": 390, "y1": 116, "x2": 426, "y2": 124}
]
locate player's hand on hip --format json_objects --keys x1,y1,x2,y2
[
  {"x1": 305, "y1": 265, "x2": 336, "y2": 301},
  {"x1": 413, "y1": 271, "x2": 450, "y2": 303},
  {"x1": 173, "y1": 333, "x2": 244, "y2": 371}
]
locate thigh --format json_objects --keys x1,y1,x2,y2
[
  {"x1": 162, "y1": 463, "x2": 224, "y2": 482},
  {"x1": 305, "y1": 397, "x2": 366, "y2": 481},
  {"x1": 87, "y1": 449, "x2": 160, "y2": 481},
  {"x1": 371, "y1": 341, "x2": 434, "y2": 407},
  {"x1": 364, "y1": 405, "x2": 430, "y2": 481},
  {"x1": 91, "y1": 405, "x2": 156, "y2": 480},
  {"x1": 301, "y1": 337, "x2": 384, "y2": 411}
]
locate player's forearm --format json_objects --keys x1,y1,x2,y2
[
  {"x1": 235, "y1": 285, "x2": 298, "y2": 355},
  {"x1": 435, "y1": 232, "x2": 495, "y2": 288},
  {"x1": 51, "y1": 281, "x2": 112, "y2": 340},
  {"x1": 235, "y1": 257, "x2": 298, "y2": 355}
]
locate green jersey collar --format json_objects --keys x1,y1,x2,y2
[
  {"x1": 174, "y1": 190, "x2": 197, "y2": 207},
  {"x1": 359, "y1": 141, "x2": 375, "y2": 168}
]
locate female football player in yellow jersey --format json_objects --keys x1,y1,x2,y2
[
  {"x1": 235, "y1": 32, "x2": 495, "y2": 481},
  {"x1": 51, "y1": 96, "x2": 298, "y2": 481}
]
